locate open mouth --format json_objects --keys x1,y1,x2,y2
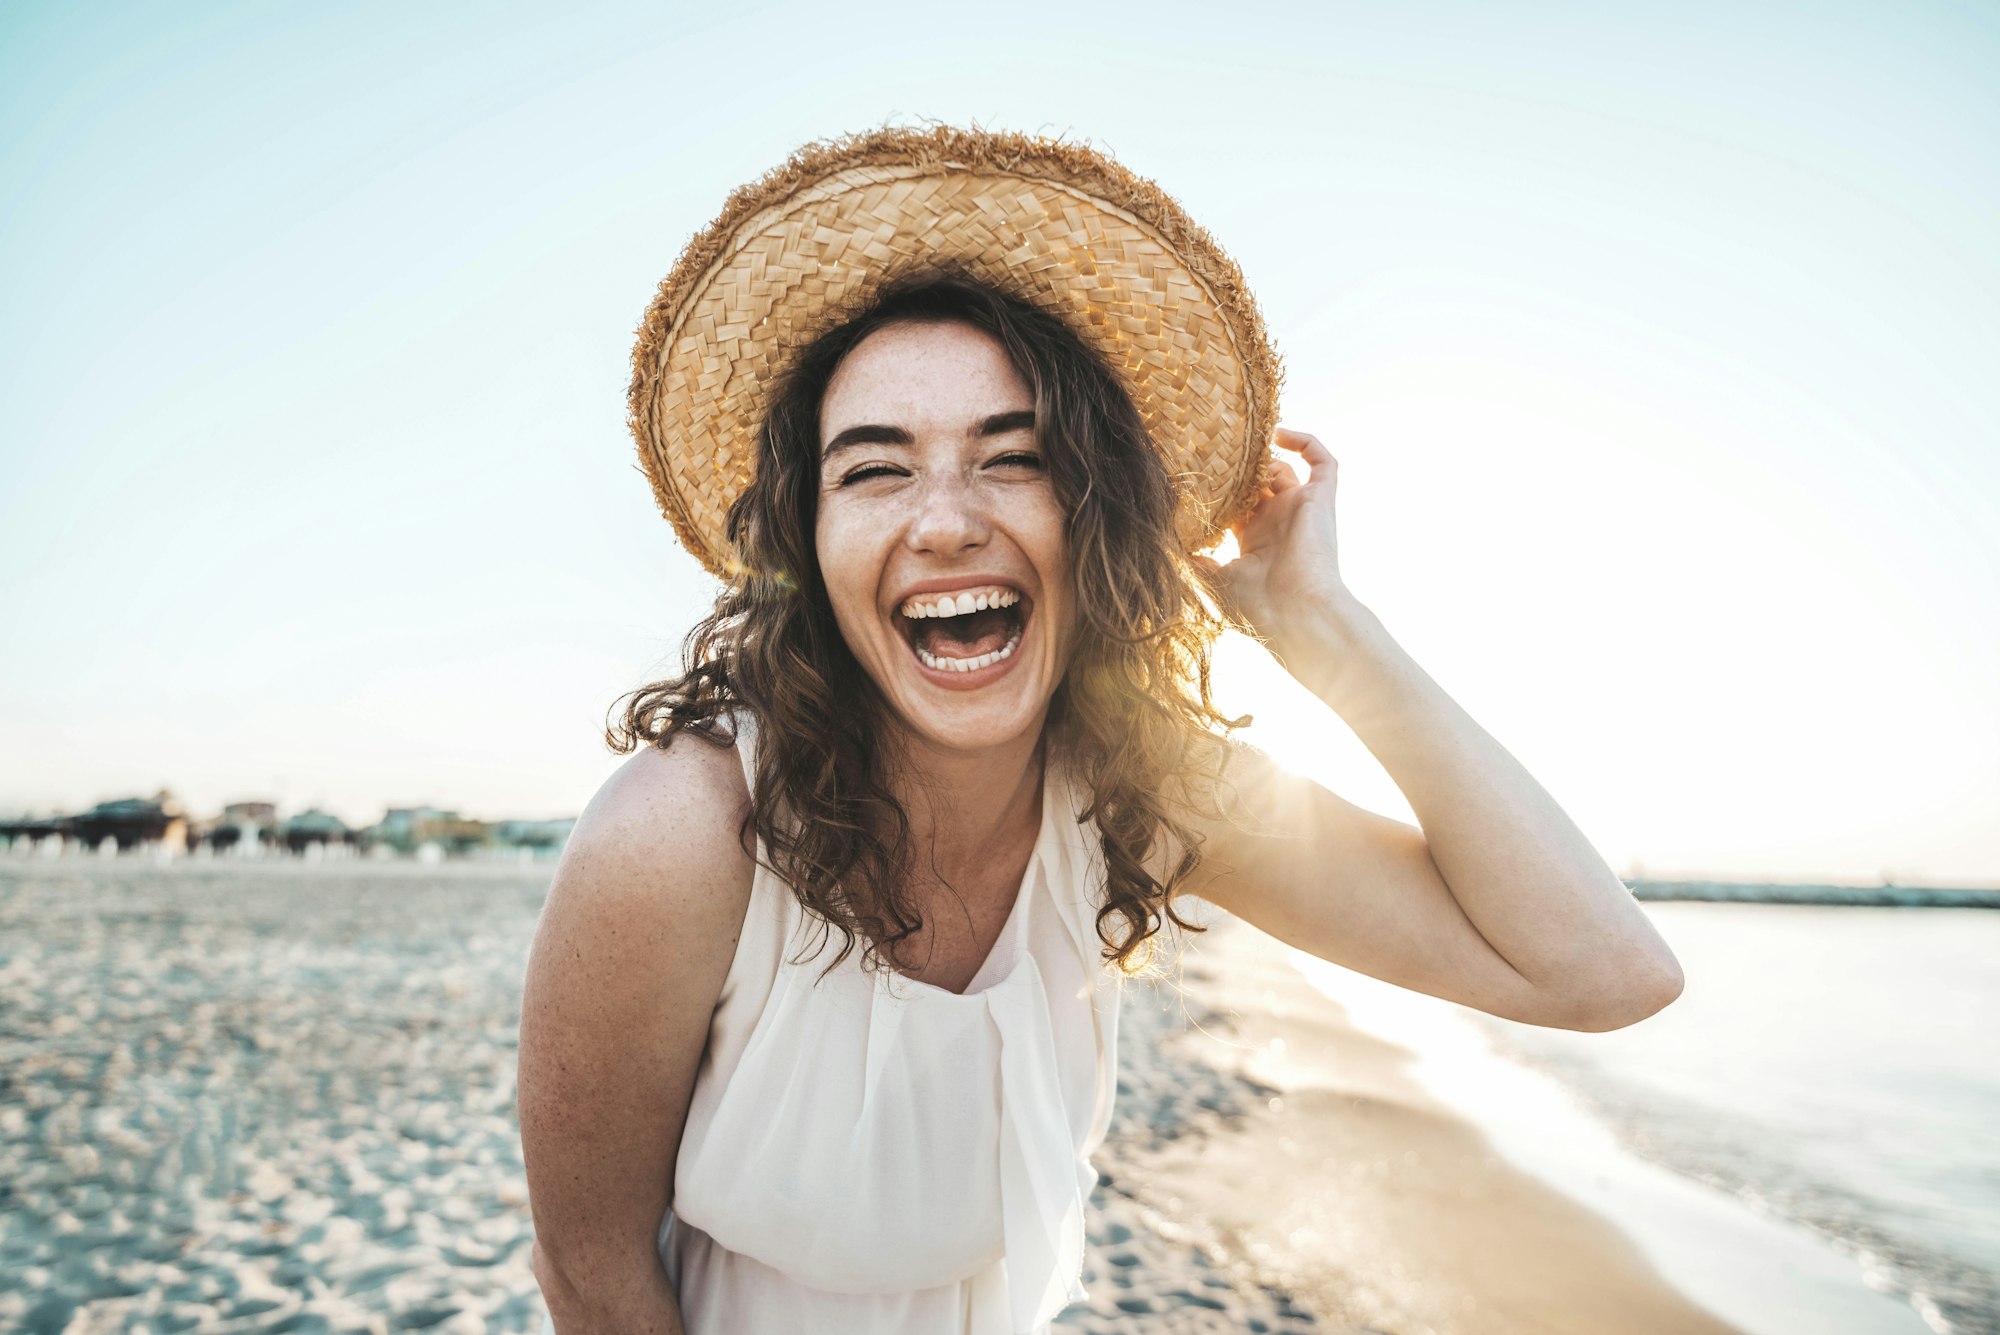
[{"x1": 897, "y1": 587, "x2": 1030, "y2": 676}]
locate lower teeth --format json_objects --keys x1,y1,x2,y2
[{"x1": 918, "y1": 629, "x2": 1021, "y2": 674}]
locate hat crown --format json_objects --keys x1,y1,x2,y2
[{"x1": 631, "y1": 124, "x2": 1283, "y2": 576}]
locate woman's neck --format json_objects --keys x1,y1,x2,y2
[{"x1": 887, "y1": 721, "x2": 1047, "y2": 878}]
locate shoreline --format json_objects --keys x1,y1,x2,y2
[
  {"x1": 1283, "y1": 932, "x2": 1940, "y2": 1335},
  {"x1": 1080, "y1": 912, "x2": 1940, "y2": 1335},
  {"x1": 1091, "y1": 913, "x2": 1745, "y2": 1334}
]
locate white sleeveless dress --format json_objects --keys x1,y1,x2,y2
[{"x1": 541, "y1": 711, "x2": 1125, "y2": 1334}]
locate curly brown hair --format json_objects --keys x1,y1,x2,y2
[{"x1": 608, "y1": 269, "x2": 1246, "y2": 979}]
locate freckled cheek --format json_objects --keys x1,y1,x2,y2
[
  {"x1": 1026, "y1": 510, "x2": 1075, "y2": 666},
  {"x1": 815, "y1": 510, "x2": 893, "y2": 657}
]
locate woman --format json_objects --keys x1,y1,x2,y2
[{"x1": 517, "y1": 126, "x2": 1684, "y2": 1335}]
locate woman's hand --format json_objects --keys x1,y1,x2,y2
[{"x1": 1198, "y1": 427, "x2": 1356, "y2": 669}]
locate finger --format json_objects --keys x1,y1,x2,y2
[
  {"x1": 1274, "y1": 427, "x2": 1338, "y2": 486},
  {"x1": 1264, "y1": 456, "x2": 1303, "y2": 495}
]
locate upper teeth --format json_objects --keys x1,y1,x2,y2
[{"x1": 899, "y1": 587, "x2": 1021, "y2": 619}]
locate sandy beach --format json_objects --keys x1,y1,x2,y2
[
  {"x1": 1, "y1": 858, "x2": 1919, "y2": 1333},
  {"x1": 0, "y1": 859, "x2": 549, "y2": 1333}
]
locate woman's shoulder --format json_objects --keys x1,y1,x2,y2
[
  {"x1": 603, "y1": 722, "x2": 751, "y2": 816},
  {"x1": 552, "y1": 726, "x2": 756, "y2": 931}
]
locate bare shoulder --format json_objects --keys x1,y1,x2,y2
[
  {"x1": 558, "y1": 727, "x2": 755, "y2": 925},
  {"x1": 579, "y1": 725, "x2": 754, "y2": 854},
  {"x1": 521, "y1": 725, "x2": 757, "y2": 1078},
  {"x1": 517, "y1": 727, "x2": 756, "y2": 1300}
]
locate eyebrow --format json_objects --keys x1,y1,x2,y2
[{"x1": 820, "y1": 409, "x2": 1036, "y2": 461}]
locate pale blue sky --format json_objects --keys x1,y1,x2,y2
[{"x1": 3, "y1": 1, "x2": 1995, "y2": 882}]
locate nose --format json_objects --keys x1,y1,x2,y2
[{"x1": 905, "y1": 468, "x2": 990, "y2": 556}]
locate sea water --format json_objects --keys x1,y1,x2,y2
[{"x1": 1297, "y1": 899, "x2": 2000, "y2": 1334}]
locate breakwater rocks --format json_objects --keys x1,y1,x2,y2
[{"x1": 1628, "y1": 879, "x2": 2000, "y2": 908}]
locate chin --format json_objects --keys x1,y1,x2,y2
[{"x1": 883, "y1": 686, "x2": 1055, "y2": 756}]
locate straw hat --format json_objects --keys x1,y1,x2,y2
[{"x1": 628, "y1": 122, "x2": 1285, "y2": 578}]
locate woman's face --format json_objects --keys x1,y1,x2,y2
[{"x1": 815, "y1": 319, "x2": 1074, "y2": 757}]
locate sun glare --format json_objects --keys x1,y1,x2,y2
[{"x1": 1209, "y1": 629, "x2": 1417, "y2": 826}]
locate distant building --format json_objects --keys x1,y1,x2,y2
[
  {"x1": 5, "y1": 793, "x2": 576, "y2": 862},
  {"x1": 356, "y1": 808, "x2": 573, "y2": 859},
  {"x1": 72, "y1": 791, "x2": 188, "y2": 853},
  {"x1": 367, "y1": 806, "x2": 450, "y2": 848},
  {"x1": 435, "y1": 817, "x2": 491, "y2": 855},
  {"x1": 202, "y1": 799, "x2": 280, "y2": 854},
  {"x1": 491, "y1": 818, "x2": 576, "y2": 852},
  {"x1": 278, "y1": 808, "x2": 354, "y2": 853},
  {"x1": 361, "y1": 807, "x2": 478, "y2": 855},
  {"x1": 0, "y1": 811, "x2": 75, "y2": 851}
]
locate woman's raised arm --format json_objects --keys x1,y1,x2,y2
[
  {"x1": 1189, "y1": 428, "x2": 1682, "y2": 1032},
  {"x1": 518, "y1": 733, "x2": 754, "y2": 1333}
]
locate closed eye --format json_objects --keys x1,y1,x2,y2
[
  {"x1": 836, "y1": 463, "x2": 907, "y2": 486},
  {"x1": 987, "y1": 451, "x2": 1044, "y2": 470}
]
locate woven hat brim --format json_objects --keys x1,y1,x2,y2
[{"x1": 630, "y1": 123, "x2": 1285, "y2": 578}]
